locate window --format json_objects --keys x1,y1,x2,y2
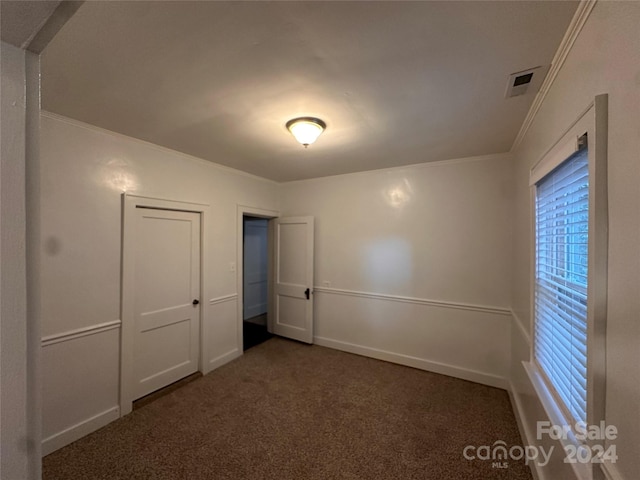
[
  {"x1": 534, "y1": 143, "x2": 589, "y2": 425},
  {"x1": 526, "y1": 96, "x2": 608, "y2": 450}
]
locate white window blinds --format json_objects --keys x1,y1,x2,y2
[{"x1": 534, "y1": 145, "x2": 589, "y2": 425}]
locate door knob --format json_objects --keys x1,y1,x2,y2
[
  {"x1": 192, "y1": 299, "x2": 200, "y2": 305},
  {"x1": 304, "y1": 288, "x2": 310, "y2": 300}
]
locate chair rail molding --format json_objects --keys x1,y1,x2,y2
[
  {"x1": 313, "y1": 286, "x2": 511, "y2": 316},
  {"x1": 41, "y1": 320, "x2": 122, "y2": 347},
  {"x1": 209, "y1": 293, "x2": 238, "y2": 306}
]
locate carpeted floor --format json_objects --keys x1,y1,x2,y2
[{"x1": 43, "y1": 337, "x2": 533, "y2": 479}]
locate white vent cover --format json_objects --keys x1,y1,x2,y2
[{"x1": 505, "y1": 65, "x2": 549, "y2": 98}]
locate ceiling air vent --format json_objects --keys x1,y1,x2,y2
[{"x1": 505, "y1": 65, "x2": 549, "y2": 98}]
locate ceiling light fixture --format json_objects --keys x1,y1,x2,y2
[{"x1": 286, "y1": 117, "x2": 326, "y2": 148}]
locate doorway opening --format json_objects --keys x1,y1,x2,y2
[
  {"x1": 236, "y1": 207, "x2": 314, "y2": 351},
  {"x1": 242, "y1": 215, "x2": 273, "y2": 351}
]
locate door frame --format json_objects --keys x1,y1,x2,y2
[
  {"x1": 121, "y1": 194, "x2": 210, "y2": 416},
  {"x1": 236, "y1": 205, "x2": 279, "y2": 353}
]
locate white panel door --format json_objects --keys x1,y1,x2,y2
[
  {"x1": 133, "y1": 207, "x2": 200, "y2": 399},
  {"x1": 273, "y1": 216, "x2": 314, "y2": 344}
]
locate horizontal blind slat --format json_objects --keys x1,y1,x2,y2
[{"x1": 534, "y1": 147, "x2": 588, "y2": 425}]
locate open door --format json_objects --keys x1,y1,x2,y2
[{"x1": 273, "y1": 216, "x2": 314, "y2": 344}]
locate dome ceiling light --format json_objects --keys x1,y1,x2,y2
[{"x1": 286, "y1": 117, "x2": 326, "y2": 148}]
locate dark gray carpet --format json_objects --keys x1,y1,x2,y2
[{"x1": 43, "y1": 337, "x2": 532, "y2": 479}]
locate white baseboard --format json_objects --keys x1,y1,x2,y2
[
  {"x1": 42, "y1": 406, "x2": 120, "y2": 456},
  {"x1": 206, "y1": 348, "x2": 240, "y2": 374},
  {"x1": 314, "y1": 336, "x2": 507, "y2": 390},
  {"x1": 508, "y1": 381, "x2": 544, "y2": 480},
  {"x1": 243, "y1": 303, "x2": 267, "y2": 320}
]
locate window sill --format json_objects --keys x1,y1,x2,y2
[{"x1": 523, "y1": 361, "x2": 593, "y2": 480}]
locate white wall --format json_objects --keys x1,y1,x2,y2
[
  {"x1": 279, "y1": 154, "x2": 514, "y2": 388},
  {"x1": 510, "y1": 3, "x2": 640, "y2": 479},
  {"x1": 39, "y1": 113, "x2": 279, "y2": 453},
  {"x1": 36, "y1": 3, "x2": 640, "y2": 469},
  {"x1": 0, "y1": 41, "x2": 41, "y2": 479}
]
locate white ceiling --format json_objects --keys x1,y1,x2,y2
[
  {"x1": 1, "y1": 0, "x2": 60, "y2": 49},
  {"x1": 40, "y1": 1, "x2": 578, "y2": 182}
]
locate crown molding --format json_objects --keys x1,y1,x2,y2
[{"x1": 511, "y1": 1, "x2": 597, "y2": 152}]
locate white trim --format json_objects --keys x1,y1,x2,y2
[
  {"x1": 40, "y1": 111, "x2": 278, "y2": 186},
  {"x1": 525, "y1": 362, "x2": 571, "y2": 429},
  {"x1": 120, "y1": 194, "x2": 210, "y2": 416},
  {"x1": 587, "y1": 94, "x2": 609, "y2": 445},
  {"x1": 244, "y1": 302, "x2": 267, "y2": 320},
  {"x1": 511, "y1": 310, "x2": 531, "y2": 346},
  {"x1": 282, "y1": 152, "x2": 513, "y2": 186},
  {"x1": 208, "y1": 349, "x2": 240, "y2": 371},
  {"x1": 41, "y1": 320, "x2": 121, "y2": 347},
  {"x1": 42, "y1": 406, "x2": 120, "y2": 456},
  {"x1": 529, "y1": 135, "x2": 580, "y2": 186},
  {"x1": 236, "y1": 205, "x2": 280, "y2": 354},
  {"x1": 529, "y1": 101, "x2": 594, "y2": 186},
  {"x1": 508, "y1": 381, "x2": 544, "y2": 480},
  {"x1": 315, "y1": 336, "x2": 507, "y2": 390},
  {"x1": 25, "y1": 50, "x2": 43, "y2": 478},
  {"x1": 511, "y1": 0, "x2": 597, "y2": 152},
  {"x1": 601, "y1": 461, "x2": 625, "y2": 480},
  {"x1": 237, "y1": 205, "x2": 281, "y2": 219},
  {"x1": 524, "y1": 362, "x2": 591, "y2": 480},
  {"x1": 313, "y1": 286, "x2": 512, "y2": 316},
  {"x1": 121, "y1": 193, "x2": 209, "y2": 210},
  {"x1": 209, "y1": 294, "x2": 238, "y2": 306}
]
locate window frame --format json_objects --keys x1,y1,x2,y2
[{"x1": 525, "y1": 95, "x2": 608, "y2": 480}]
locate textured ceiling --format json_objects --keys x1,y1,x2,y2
[{"x1": 41, "y1": 1, "x2": 578, "y2": 182}]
